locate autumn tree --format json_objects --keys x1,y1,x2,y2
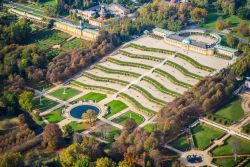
[
  {"x1": 190, "y1": 7, "x2": 207, "y2": 23},
  {"x1": 63, "y1": 124, "x2": 73, "y2": 137},
  {"x1": 237, "y1": 21, "x2": 249, "y2": 37},
  {"x1": 60, "y1": 144, "x2": 82, "y2": 167},
  {"x1": 82, "y1": 109, "x2": 96, "y2": 126},
  {"x1": 0, "y1": 152, "x2": 24, "y2": 167},
  {"x1": 74, "y1": 156, "x2": 90, "y2": 167},
  {"x1": 18, "y1": 91, "x2": 34, "y2": 112},
  {"x1": 216, "y1": 17, "x2": 228, "y2": 30},
  {"x1": 124, "y1": 118, "x2": 137, "y2": 133},
  {"x1": 226, "y1": 33, "x2": 239, "y2": 48},
  {"x1": 95, "y1": 157, "x2": 116, "y2": 167},
  {"x1": 43, "y1": 123, "x2": 63, "y2": 150}
]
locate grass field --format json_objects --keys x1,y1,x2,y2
[
  {"x1": 103, "y1": 100, "x2": 128, "y2": 118},
  {"x1": 211, "y1": 136, "x2": 250, "y2": 156},
  {"x1": 33, "y1": 97, "x2": 58, "y2": 112},
  {"x1": 214, "y1": 97, "x2": 244, "y2": 121},
  {"x1": 71, "y1": 92, "x2": 107, "y2": 103},
  {"x1": 67, "y1": 121, "x2": 85, "y2": 133},
  {"x1": 143, "y1": 123, "x2": 156, "y2": 133},
  {"x1": 170, "y1": 134, "x2": 190, "y2": 151},
  {"x1": 90, "y1": 124, "x2": 121, "y2": 142},
  {"x1": 202, "y1": 12, "x2": 250, "y2": 30},
  {"x1": 112, "y1": 111, "x2": 144, "y2": 125},
  {"x1": 192, "y1": 123, "x2": 225, "y2": 150},
  {"x1": 213, "y1": 158, "x2": 239, "y2": 167},
  {"x1": 44, "y1": 107, "x2": 64, "y2": 123},
  {"x1": 61, "y1": 38, "x2": 91, "y2": 50},
  {"x1": 49, "y1": 88, "x2": 81, "y2": 101}
]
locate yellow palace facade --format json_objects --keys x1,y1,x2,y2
[
  {"x1": 153, "y1": 28, "x2": 238, "y2": 57},
  {"x1": 54, "y1": 20, "x2": 99, "y2": 41}
]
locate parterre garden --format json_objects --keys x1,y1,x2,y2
[
  {"x1": 206, "y1": 96, "x2": 245, "y2": 126},
  {"x1": 191, "y1": 123, "x2": 225, "y2": 150},
  {"x1": 72, "y1": 36, "x2": 231, "y2": 118},
  {"x1": 36, "y1": 36, "x2": 234, "y2": 143},
  {"x1": 28, "y1": 29, "x2": 91, "y2": 59}
]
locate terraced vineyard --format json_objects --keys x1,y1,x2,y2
[{"x1": 72, "y1": 36, "x2": 232, "y2": 117}]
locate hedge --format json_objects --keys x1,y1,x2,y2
[
  {"x1": 128, "y1": 43, "x2": 215, "y2": 72},
  {"x1": 130, "y1": 84, "x2": 166, "y2": 106},
  {"x1": 95, "y1": 65, "x2": 141, "y2": 78},
  {"x1": 165, "y1": 61, "x2": 203, "y2": 80},
  {"x1": 71, "y1": 81, "x2": 156, "y2": 116},
  {"x1": 71, "y1": 80, "x2": 117, "y2": 93},
  {"x1": 128, "y1": 43, "x2": 174, "y2": 55},
  {"x1": 107, "y1": 57, "x2": 152, "y2": 70},
  {"x1": 83, "y1": 72, "x2": 129, "y2": 86},
  {"x1": 143, "y1": 77, "x2": 180, "y2": 97},
  {"x1": 119, "y1": 93, "x2": 156, "y2": 116},
  {"x1": 154, "y1": 68, "x2": 192, "y2": 89},
  {"x1": 119, "y1": 50, "x2": 164, "y2": 62},
  {"x1": 176, "y1": 53, "x2": 215, "y2": 72}
]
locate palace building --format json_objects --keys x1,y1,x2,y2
[
  {"x1": 54, "y1": 19, "x2": 99, "y2": 41},
  {"x1": 153, "y1": 28, "x2": 238, "y2": 57}
]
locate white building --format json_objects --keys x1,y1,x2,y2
[
  {"x1": 108, "y1": 4, "x2": 130, "y2": 16},
  {"x1": 152, "y1": 28, "x2": 175, "y2": 38},
  {"x1": 70, "y1": 9, "x2": 96, "y2": 20}
]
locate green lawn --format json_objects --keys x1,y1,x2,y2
[
  {"x1": 61, "y1": 38, "x2": 91, "y2": 50},
  {"x1": 215, "y1": 97, "x2": 244, "y2": 121},
  {"x1": 33, "y1": 96, "x2": 58, "y2": 112},
  {"x1": 103, "y1": 100, "x2": 128, "y2": 118},
  {"x1": 211, "y1": 136, "x2": 250, "y2": 156},
  {"x1": 143, "y1": 123, "x2": 156, "y2": 133},
  {"x1": 44, "y1": 107, "x2": 64, "y2": 123},
  {"x1": 42, "y1": 0, "x2": 57, "y2": 7},
  {"x1": 202, "y1": 12, "x2": 250, "y2": 30},
  {"x1": 32, "y1": 114, "x2": 46, "y2": 127},
  {"x1": 192, "y1": 123, "x2": 225, "y2": 150},
  {"x1": 71, "y1": 92, "x2": 107, "y2": 103},
  {"x1": 169, "y1": 134, "x2": 190, "y2": 151},
  {"x1": 213, "y1": 158, "x2": 239, "y2": 167},
  {"x1": 90, "y1": 124, "x2": 121, "y2": 142},
  {"x1": 112, "y1": 111, "x2": 144, "y2": 125},
  {"x1": 67, "y1": 121, "x2": 85, "y2": 133},
  {"x1": 49, "y1": 88, "x2": 81, "y2": 101}
]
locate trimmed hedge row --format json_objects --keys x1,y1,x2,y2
[
  {"x1": 71, "y1": 81, "x2": 156, "y2": 116},
  {"x1": 154, "y1": 68, "x2": 192, "y2": 89},
  {"x1": 95, "y1": 65, "x2": 141, "y2": 78},
  {"x1": 128, "y1": 43, "x2": 215, "y2": 72},
  {"x1": 176, "y1": 53, "x2": 215, "y2": 72},
  {"x1": 166, "y1": 61, "x2": 203, "y2": 80},
  {"x1": 119, "y1": 50, "x2": 164, "y2": 62},
  {"x1": 71, "y1": 80, "x2": 117, "y2": 93},
  {"x1": 107, "y1": 57, "x2": 152, "y2": 70},
  {"x1": 83, "y1": 72, "x2": 129, "y2": 86},
  {"x1": 130, "y1": 84, "x2": 166, "y2": 106},
  {"x1": 119, "y1": 92, "x2": 156, "y2": 116},
  {"x1": 128, "y1": 43, "x2": 174, "y2": 55},
  {"x1": 143, "y1": 77, "x2": 180, "y2": 97}
]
